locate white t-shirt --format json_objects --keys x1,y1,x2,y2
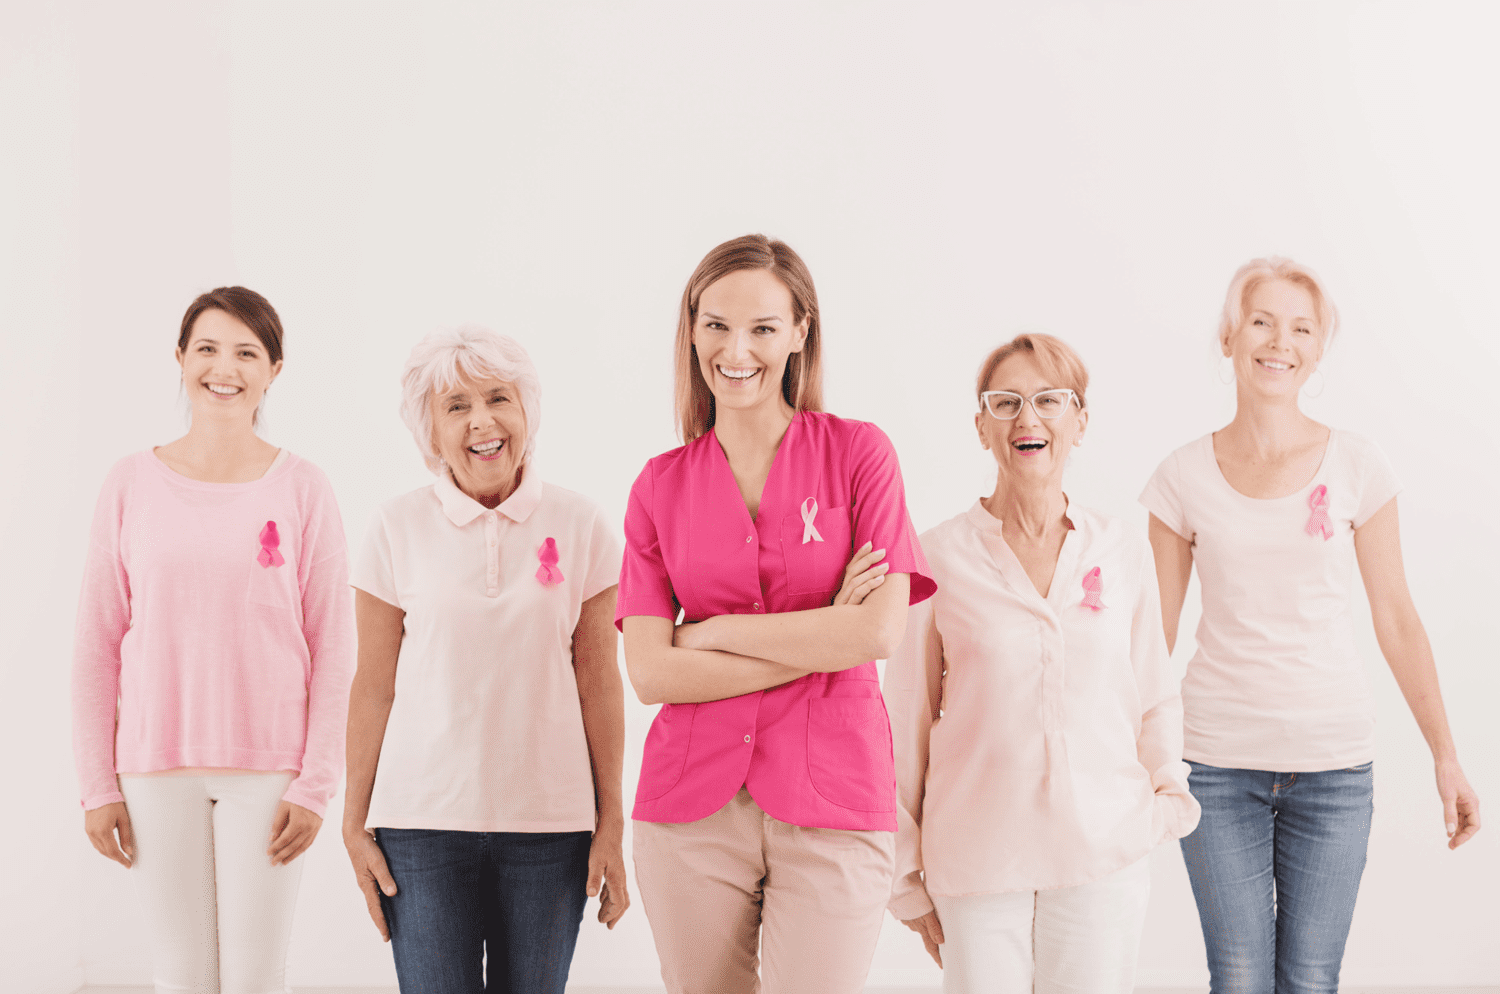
[
  {"x1": 351, "y1": 465, "x2": 622, "y2": 832},
  {"x1": 1139, "y1": 430, "x2": 1401, "y2": 772}
]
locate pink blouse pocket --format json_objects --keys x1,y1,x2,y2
[
  {"x1": 635, "y1": 703, "x2": 697, "y2": 802},
  {"x1": 806, "y1": 696, "x2": 895, "y2": 812},
  {"x1": 781, "y1": 504, "x2": 851, "y2": 597}
]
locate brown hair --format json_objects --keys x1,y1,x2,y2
[
  {"x1": 178, "y1": 286, "x2": 285, "y2": 365},
  {"x1": 976, "y1": 333, "x2": 1090, "y2": 409},
  {"x1": 673, "y1": 235, "x2": 824, "y2": 442}
]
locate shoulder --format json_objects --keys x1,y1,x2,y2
[
  {"x1": 536, "y1": 481, "x2": 609, "y2": 526},
  {"x1": 1329, "y1": 428, "x2": 1389, "y2": 467},
  {"x1": 915, "y1": 511, "x2": 974, "y2": 564},
  {"x1": 802, "y1": 411, "x2": 889, "y2": 447},
  {"x1": 101, "y1": 451, "x2": 150, "y2": 492},
  {"x1": 371, "y1": 483, "x2": 442, "y2": 527},
  {"x1": 1074, "y1": 504, "x2": 1153, "y2": 575},
  {"x1": 1153, "y1": 433, "x2": 1211, "y2": 478}
]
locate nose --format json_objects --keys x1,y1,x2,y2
[
  {"x1": 468, "y1": 407, "x2": 496, "y2": 433},
  {"x1": 724, "y1": 328, "x2": 753, "y2": 363},
  {"x1": 1016, "y1": 396, "x2": 1044, "y2": 427}
]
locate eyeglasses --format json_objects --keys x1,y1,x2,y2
[{"x1": 980, "y1": 388, "x2": 1080, "y2": 420}]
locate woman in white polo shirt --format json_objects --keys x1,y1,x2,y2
[
  {"x1": 1141, "y1": 257, "x2": 1480, "y2": 994},
  {"x1": 342, "y1": 325, "x2": 629, "y2": 994}
]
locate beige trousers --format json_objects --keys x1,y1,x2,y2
[{"x1": 633, "y1": 787, "x2": 895, "y2": 994}]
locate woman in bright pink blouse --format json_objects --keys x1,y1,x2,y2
[{"x1": 618, "y1": 234, "x2": 935, "y2": 994}]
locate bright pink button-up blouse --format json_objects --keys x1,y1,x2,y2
[{"x1": 617, "y1": 412, "x2": 935, "y2": 831}]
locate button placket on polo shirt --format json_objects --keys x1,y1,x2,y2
[{"x1": 484, "y1": 510, "x2": 500, "y2": 597}]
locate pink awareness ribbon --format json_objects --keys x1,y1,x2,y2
[
  {"x1": 536, "y1": 537, "x2": 564, "y2": 586},
  {"x1": 800, "y1": 497, "x2": 823, "y2": 544},
  {"x1": 257, "y1": 521, "x2": 285, "y2": 568},
  {"x1": 1080, "y1": 566, "x2": 1104, "y2": 611},
  {"x1": 1305, "y1": 484, "x2": 1333, "y2": 541}
]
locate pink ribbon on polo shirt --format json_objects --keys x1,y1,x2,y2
[
  {"x1": 1306, "y1": 485, "x2": 1333, "y2": 541},
  {"x1": 801, "y1": 497, "x2": 823, "y2": 544},
  {"x1": 257, "y1": 521, "x2": 285, "y2": 568},
  {"x1": 1080, "y1": 567, "x2": 1104, "y2": 611},
  {"x1": 536, "y1": 537, "x2": 564, "y2": 586}
]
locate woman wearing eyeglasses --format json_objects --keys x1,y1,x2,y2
[
  {"x1": 1140, "y1": 257, "x2": 1480, "y2": 993},
  {"x1": 886, "y1": 334, "x2": 1199, "y2": 993}
]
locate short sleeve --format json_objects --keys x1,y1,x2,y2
[
  {"x1": 848, "y1": 423, "x2": 935, "y2": 604},
  {"x1": 1350, "y1": 434, "x2": 1402, "y2": 527},
  {"x1": 615, "y1": 460, "x2": 679, "y2": 630},
  {"x1": 350, "y1": 508, "x2": 399, "y2": 608},
  {"x1": 1139, "y1": 449, "x2": 1190, "y2": 540},
  {"x1": 581, "y1": 505, "x2": 623, "y2": 603}
]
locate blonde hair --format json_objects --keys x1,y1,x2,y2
[
  {"x1": 1220, "y1": 256, "x2": 1339, "y2": 350},
  {"x1": 399, "y1": 325, "x2": 542, "y2": 474},
  {"x1": 975, "y1": 333, "x2": 1090, "y2": 409},
  {"x1": 673, "y1": 234, "x2": 824, "y2": 442}
]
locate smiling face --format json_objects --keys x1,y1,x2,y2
[
  {"x1": 975, "y1": 352, "x2": 1087, "y2": 488},
  {"x1": 692, "y1": 268, "x2": 809, "y2": 422},
  {"x1": 176, "y1": 308, "x2": 282, "y2": 425},
  {"x1": 430, "y1": 372, "x2": 528, "y2": 506},
  {"x1": 1224, "y1": 278, "x2": 1324, "y2": 399}
]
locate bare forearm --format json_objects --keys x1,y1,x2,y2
[
  {"x1": 1376, "y1": 617, "x2": 1457, "y2": 762},
  {"x1": 343, "y1": 682, "x2": 394, "y2": 831},
  {"x1": 632, "y1": 644, "x2": 807, "y2": 705},
  {"x1": 576, "y1": 665, "x2": 626, "y2": 821}
]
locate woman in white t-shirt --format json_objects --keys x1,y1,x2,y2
[
  {"x1": 1141, "y1": 257, "x2": 1480, "y2": 994},
  {"x1": 341, "y1": 326, "x2": 629, "y2": 994}
]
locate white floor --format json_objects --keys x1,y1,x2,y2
[{"x1": 71, "y1": 987, "x2": 1500, "y2": 994}]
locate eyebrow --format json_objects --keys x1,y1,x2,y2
[
  {"x1": 192, "y1": 338, "x2": 262, "y2": 349},
  {"x1": 700, "y1": 312, "x2": 785, "y2": 323},
  {"x1": 1250, "y1": 309, "x2": 1314, "y2": 323}
]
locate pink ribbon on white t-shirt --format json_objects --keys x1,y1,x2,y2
[
  {"x1": 1305, "y1": 485, "x2": 1333, "y2": 541},
  {"x1": 536, "y1": 537, "x2": 564, "y2": 586},
  {"x1": 1081, "y1": 567, "x2": 1104, "y2": 611},
  {"x1": 257, "y1": 521, "x2": 284, "y2": 568},
  {"x1": 800, "y1": 497, "x2": 823, "y2": 544}
]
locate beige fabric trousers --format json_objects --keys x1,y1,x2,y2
[{"x1": 633, "y1": 787, "x2": 895, "y2": 994}]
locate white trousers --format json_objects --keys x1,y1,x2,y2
[
  {"x1": 118, "y1": 771, "x2": 302, "y2": 994},
  {"x1": 929, "y1": 855, "x2": 1151, "y2": 994}
]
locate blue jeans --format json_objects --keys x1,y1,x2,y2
[
  {"x1": 1179, "y1": 761, "x2": 1374, "y2": 994},
  {"x1": 375, "y1": 828, "x2": 592, "y2": 994}
]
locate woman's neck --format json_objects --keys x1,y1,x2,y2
[
  {"x1": 1220, "y1": 389, "x2": 1321, "y2": 459},
  {"x1": 984, "y1": 476, "x2": 1069, "y2": 542},
  {"x1": 159, "y1": 415, "x2": 276, "y2": 483},
  {"x1": 712, "y1": 398, "x2": 796, "y2": 465}
]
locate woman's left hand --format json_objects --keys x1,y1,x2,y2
[
  {"x1": 268, "y1": 800, "x2": 323, "y2": 865},
  {"x1": 587, "y1": 816, "x2": 631, "y2": 928},
  {"x1": 1436, "y1": 758, "x2": 1481, "y2": 849}
]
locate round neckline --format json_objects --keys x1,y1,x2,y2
[
  {"x1": 147, "y1": 446, "x2": 291, "y2": 490},
  {"x1": 1206, "y1": 429, "x2": 1335, "y2": 503}
]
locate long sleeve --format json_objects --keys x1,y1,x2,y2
[
  {"x1": 885, "y1": 596, "x2": 944, "y2": 920},
  {"x1": 1129, "y1": 536, "x2": 1199, "y2": 842},
  {"x1": 71, "y1": 464, "x2": 133, "y2": 810},
  {"x1": 281, "y1": 473, "x2": 356, "y2": 816}
]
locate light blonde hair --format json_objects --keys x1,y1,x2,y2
[
  {"x1": 1219, "y1": 256, "x2": 1339, "y2": 351},
  {"x1": 975, "y1": 333, "x2": 1090, "y2": 410},
  {"x1": 673, "y1": 234, "x2": 824, "y2": 442}
]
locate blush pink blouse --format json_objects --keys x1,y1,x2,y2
[{"x1": 617, "y1": 412, "x2": 935, "y2": 832}]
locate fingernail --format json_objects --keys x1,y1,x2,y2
[
  {"x1": 1447, "y1": 823, "x2": 1456, "y2": 834},
  {"x1": 383, "y1": 886, "x2": 395, "y2": 896}
]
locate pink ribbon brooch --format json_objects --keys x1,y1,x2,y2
[
  {"x1": 1305, "y1": 484, "x2": 1333, "y2": 541},
  {"x1": 257, "y1": 521, "x2": 285, "y2": 568},
  {"x1": 536, "y1": 537, "x2": 564, "y2": 586},
  {"x1": 1080, "y1": 566, "x2": 1105, "y2": 611}
]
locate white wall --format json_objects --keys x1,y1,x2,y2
[{"x1": 2, "y1": 2, "x2": 1496, "y2": 990}]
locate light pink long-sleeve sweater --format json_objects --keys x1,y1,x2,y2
[{"x1": 71, "y1": 451, "x2": 356, "y2": 816}]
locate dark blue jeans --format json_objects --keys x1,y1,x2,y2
[
  {"x1": 1180, "y1": 761, "x2": 1374, "y2": 994},
  {"x1": 375, "y1": 828, "x2": 592, "y2": 994}
]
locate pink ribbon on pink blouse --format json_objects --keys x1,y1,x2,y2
[
  {"x1": 1081, "y1": 566, "x2": 1104, "y2": 611},
  {"x1": 536, "y1": 537, "x2": 564, "y2": 586},
  {"x1": 1305, "y1": 484, "x2": 1333, "y2": 541},
  {"x1": 257, "y1": 521, "x2": 285, "y2": 568}
]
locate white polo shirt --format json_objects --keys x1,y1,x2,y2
[{"x1": 352, "y1": 465, "x2": 621, "y2": 832}]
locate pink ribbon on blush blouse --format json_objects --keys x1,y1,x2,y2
[
  {"x1": 257, "y1": 521, "x2": 285, "y2": 568},
  {"x1": 1305, "y1": 484, "x2": 1333, "y2": 541},
  {"x1": 536, "y1": 537, "x2": 564, "y2": 586},
  {"x1": 1081, "y1": 567, "x2": 1104, "y2": 611}
]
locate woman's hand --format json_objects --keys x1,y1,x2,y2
[
  {"x1": 84, "y1": 801, "x2": 135, "y2": 868},
  {"x1": 587, "y1": 816, "x2": 631, "y2": 929},
  {"x1": 833, "y1": 542, "x2": 889, "y2": 606},
  {"x1": 344, "y1": 826, "x2": 398, "y2": 941},
  {"x1": 267, "y1": 800, "x2": 322, "y2": 866},
  {"x1": 902, "y1": 910, "x2": 945, "y2": 967},
  {"x1": 1436, "y1": 758, "x2": 1481, "y2": 849}
]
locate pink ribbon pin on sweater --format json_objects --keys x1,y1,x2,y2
[
  {"x1": 1305, "y1": 484, "x2": 1333, "y2": 541},
  {"x1": 1080, "y1": 566, "x2": 1104, "y2": 611},
  {"x1": 536, "y1": 537, "x2": 564, "y2": 586},
  {"x1": 257, "y1": 521, "x2": 285, "y2": 568}
]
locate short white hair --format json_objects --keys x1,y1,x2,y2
[{"x1": 399, "y1": 325, "x2": 542, "y2": 474}]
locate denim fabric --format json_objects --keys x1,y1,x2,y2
[
  {"x1": 1179, "y1": 761, "x2": 1374, "y2": 994},
  {"x1": 375, "y1": 828, "x2": 592, "y2": 994}
]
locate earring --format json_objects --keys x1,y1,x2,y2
[
  {"x1": 1302, "y1": 368, "x2": 1326, "y2": 398},
  {"x1": 1217, "y1": 355, "x2": 1236, "y2": 384}
]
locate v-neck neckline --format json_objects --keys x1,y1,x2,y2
[
  {"x1": 709, "y1": 412, "x2": 800, "y2": 526},
  {"x1": 968, "y1": 498, "x2": 1083, "y2": 610}
]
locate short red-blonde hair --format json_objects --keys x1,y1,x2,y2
[
  {"x1": 1219, "y1": 256, "x2": 1339, "y2": 350},
  {"x1": 673, "y1": 234, "x2": 824, "y2": 442},
  {"x1": 975, "y1": 333, "x2": 1090, "y2": 410}
]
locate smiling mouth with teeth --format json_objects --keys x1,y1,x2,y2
[
  {"x1": 718, "y1": 366, "x2": 759, "y2": 382},
  {"x1": 1013, "y1": 439, "x2": 1048, "y2": 452},
  {"x1": 468, "y1": 439, "x2": 505, "y2": 461},
  {"x1": 206, "y1": 383, "x2": 242, "y2": 396}
]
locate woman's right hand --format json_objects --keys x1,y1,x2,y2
[
  {"x1": 344, "y1": 826, "x2": 398, "y2": 942},
  {"x1": 84, "y1": 801, "x2": 134, "y2": 868},
  {"x1": 833, "y1": 541, "x2": 889, "y2": 606},
  {"x1": 902, "y1": 909, "x2": 945, "y2": 967}
]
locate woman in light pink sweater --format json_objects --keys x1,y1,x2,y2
[{"x1": 72, "y1": 287, "x2": 356, "y2": 994}]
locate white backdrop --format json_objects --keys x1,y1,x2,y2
[{"x1": 3, "y1": 2, "x2": 1497, "y2": 991}]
